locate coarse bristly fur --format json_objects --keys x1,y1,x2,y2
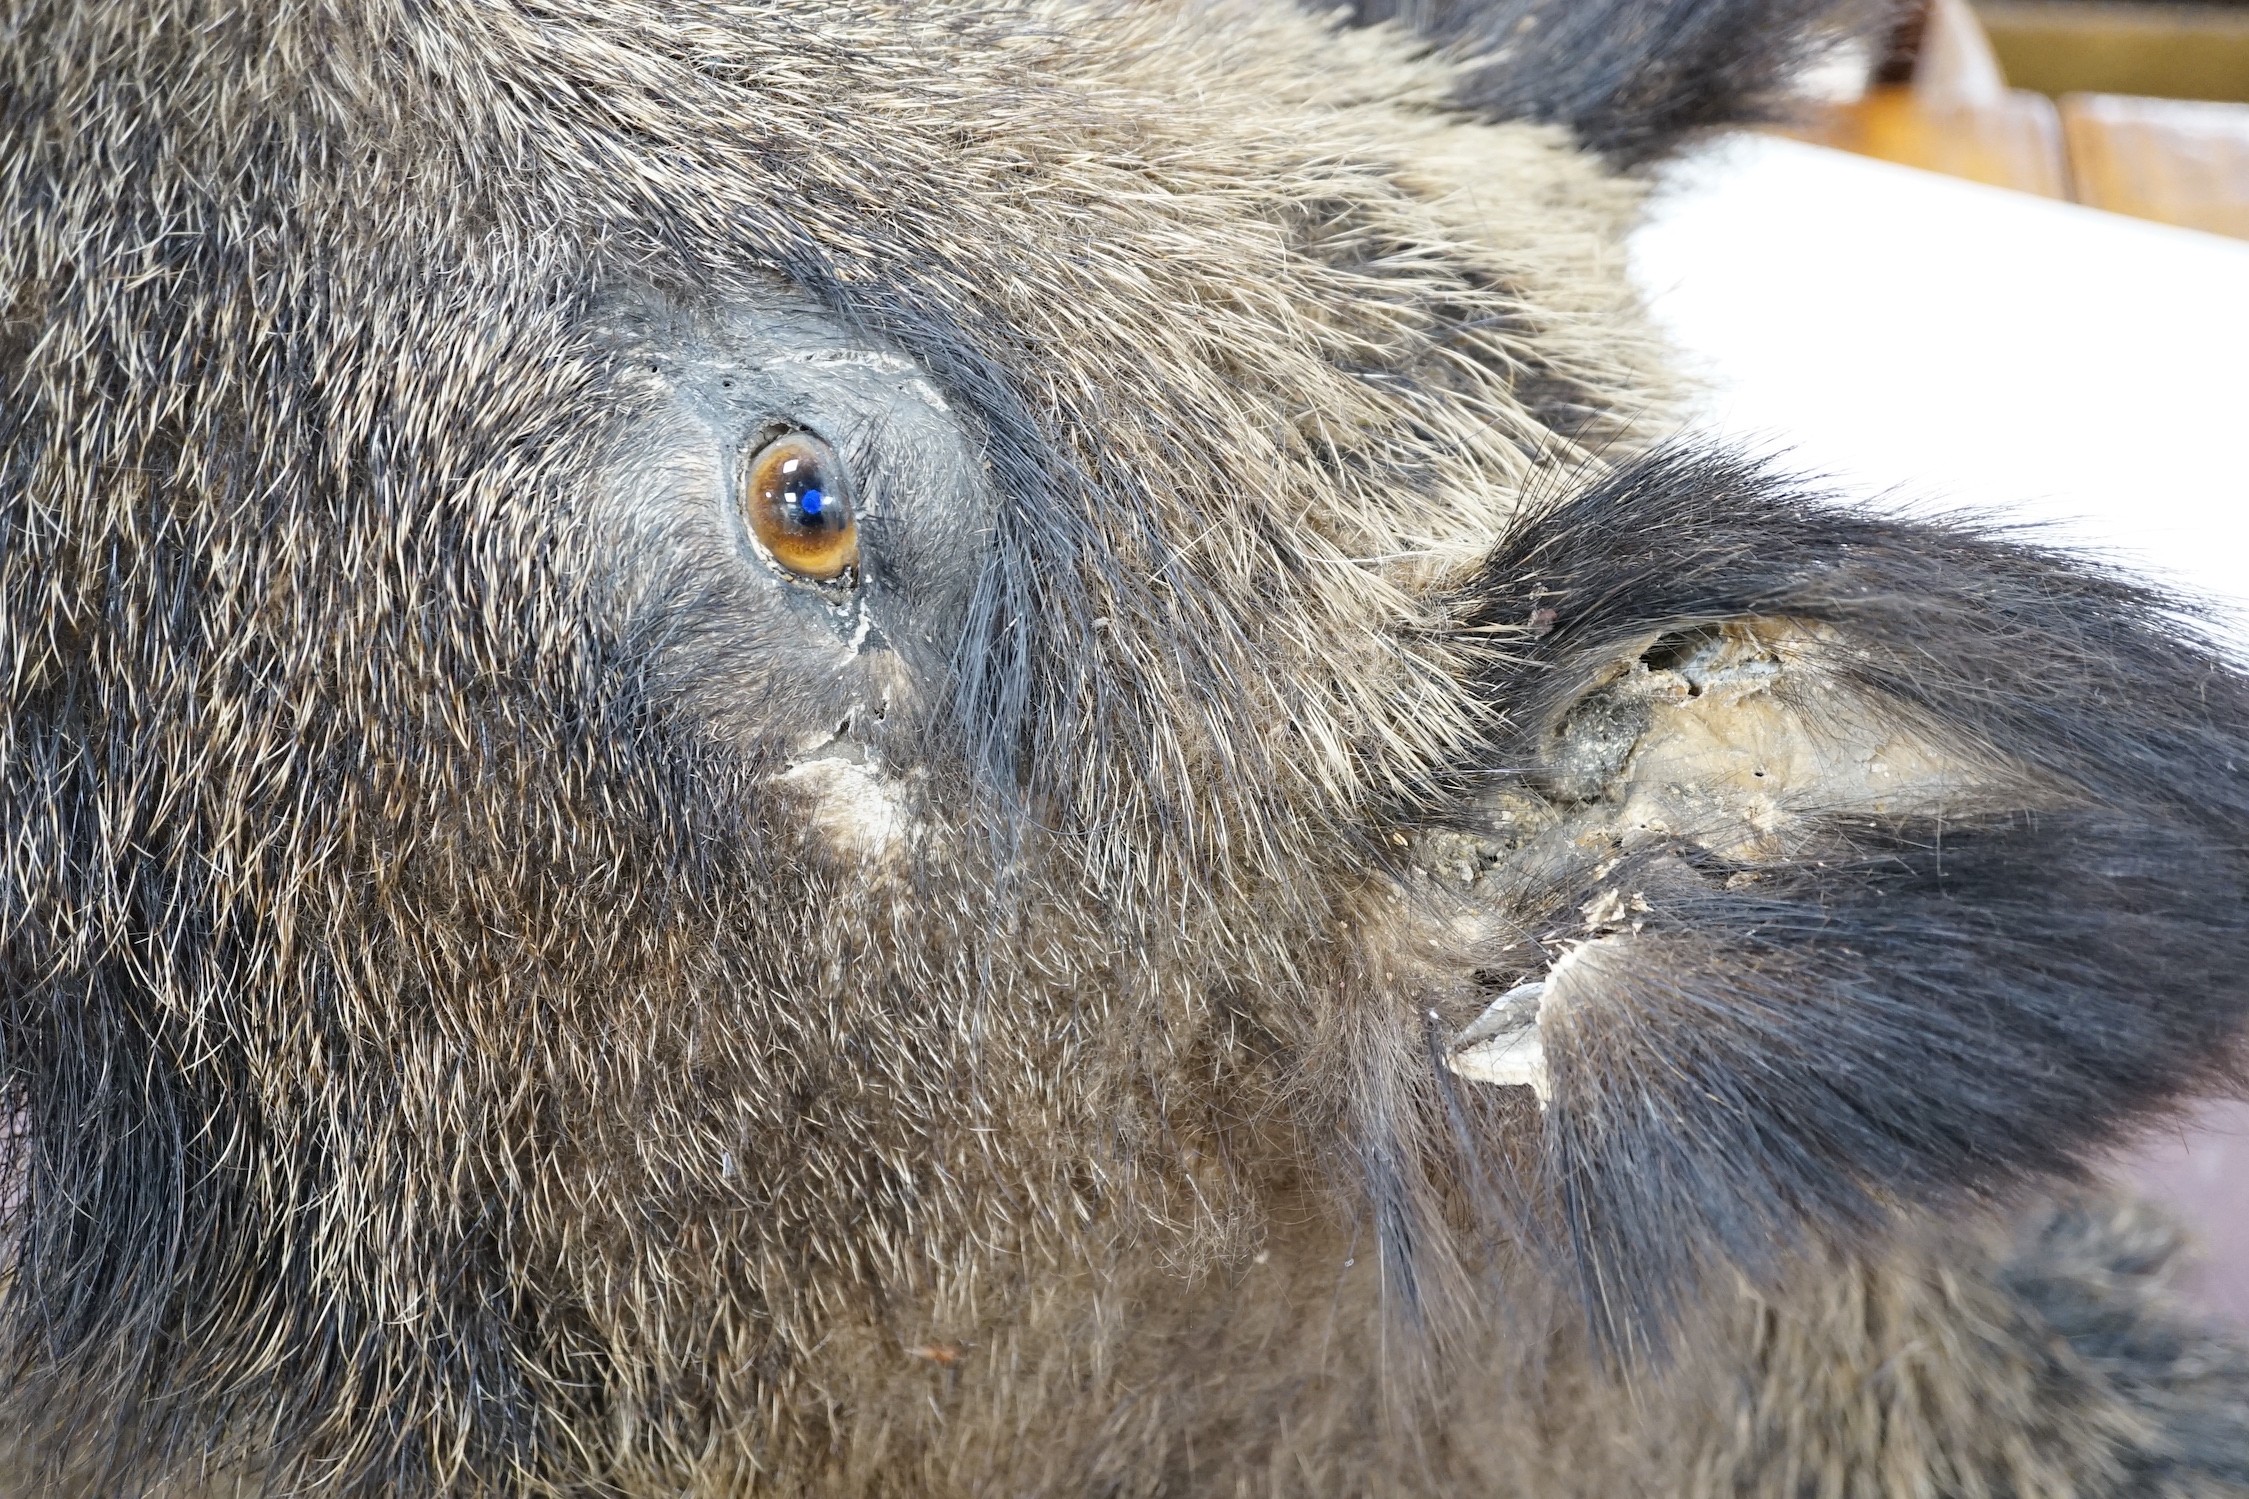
[{"x1": 4, "y1": 0, "x2": 2248, "y2": 1494}]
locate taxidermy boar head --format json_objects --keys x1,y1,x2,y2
[{"x1": 5, "y1": 0, "x2": 2247, "y2": 1493}]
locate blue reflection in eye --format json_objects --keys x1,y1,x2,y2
[{"x1": 799, "y1": 487, "x2": 825, "y2": 519}]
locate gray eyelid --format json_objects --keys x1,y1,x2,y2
[
  {"x1": 760, "y1": 347, "x2": 918, "y2": 377},
  {"x1": 588, "y1": 283, "x2": 991, "y2": 712}
]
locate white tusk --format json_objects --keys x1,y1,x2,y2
[{"x1": 1446, "y1": 978, "x2": 1550, "y2": 1106}]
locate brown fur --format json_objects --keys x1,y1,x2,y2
[{"x1": 4, "y1": 1, "x2": 2247, "y2": 1494}]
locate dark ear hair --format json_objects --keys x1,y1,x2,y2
[
  {"x1": 1332, "y1": 0, "x2": 1893, "y2": 165},
  {"x1": 1446, "y1": 447, "x2": 2249, "y2": 1350}
]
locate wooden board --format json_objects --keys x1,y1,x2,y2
[
  {"x1": 2061, "y1": 92, "x2": 2249, "y2": 238},
  {"x1": 1978, "y1": 1, "x2": 2249, "y2": 105},
  {"x1": 1785, "y1": 87, "x2": 2072, "y2": 198}
]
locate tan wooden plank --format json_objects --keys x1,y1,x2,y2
[
  {"x1": 1786, "y1": 87, "x2": 2073, "y2": 198},
  {"x1": 1978, "y1": 2, "x2": 2249, "y2": 105},
  {"x1": 2061, "y1": 92, "x2": 2249, "y2": 239}
]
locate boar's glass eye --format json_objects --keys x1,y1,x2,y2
[{"x1": 739, "y1": 431, "x2": 859, "y2": 584}]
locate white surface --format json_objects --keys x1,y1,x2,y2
[{"x1": 1631, "y1": 134, "x2": 2249, "y2": 615}]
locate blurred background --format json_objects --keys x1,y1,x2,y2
[
  {"x1": 1627, "y1": 0, "x2": 2249, "y2": 1328},
  {"x1": 1794, "y1": 0, "x2": 2248, "y2": 239}
]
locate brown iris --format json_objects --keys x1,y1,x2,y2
[{"x1": 739, "y1": 431, "x2": 859, "y2": 583}]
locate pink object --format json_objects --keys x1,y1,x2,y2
[{"x1": 2113, "y1": 1097, "x2": 2249, "y2": 1329}]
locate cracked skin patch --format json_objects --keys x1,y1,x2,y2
[
  {"x1": 1419, "y1": 617, "x2": 2033, "y2": 907},
  {"x1": 1566, "y1": 618, "x2": 2012, "y2": 865},
  {"x1": 1429, "y1": 618, "x2": 2039, "y2": 1100}
]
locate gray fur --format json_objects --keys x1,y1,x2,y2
[{"x1": 3, "y1": 1, "x2": 2246, "y2": 1495}]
